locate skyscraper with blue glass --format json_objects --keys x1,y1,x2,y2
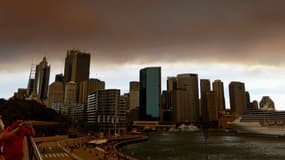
[{"x1": 139, "y1": 67, "x2": 161, "y2": 120}]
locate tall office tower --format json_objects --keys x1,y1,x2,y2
[
  {"x1": 206, "y1": 91, "x2": 218, "y2": 121},
  {"x1": 87, "y1": 89, "x2": 126, "y2": 135},
  {"x1": 200, "y1": 79, "x2": 211, "y2": 121},
  {"x1": 129, "y1": 81, "x2": 140, "y2": 111},
  {"x1": 166, "y1": 77, "x2": 177, "y2": 121},
  {"x1": 176, "y1": 73, "x2": 199, "y2": 122},
  {"x1": 48, "y1": 74, "x2": 65, "y2": 108},
  {"x1": 229, "y1": 81, "x2": 247, "y2": 115},
  {"x1": 159, "y1": 91, "x2": 166, "y2": 121},
  {"x1": 245, "y1": 91, "x2": 251, "y2": 109},
  {"x1": 139, "y1": 67, "x2": 161, "y2": 120},
  {"x1": 161, "y1": 91, "x2": 170, "y2": 110},
  {"x1": 212, "y1": 80, "x2": 226, "y2": 111},
  {"x1": 27, "y1": 64, "x2": 36, "y2": 96},
  {"x1": 64, "y1": 81, "x2": 78, "y2": 106},
  {"x1": 167, "y1": 77, "x2": 177, "y2": 91},
  {"x1": 118, "y1": 95, "x2": 128, "y2": 134},
  {"x1": 64, "y1": 49, "x2": 90, "y2": 83},
  {"x1": 33, "y1": 57, "x2": 50, "y2": 100},
  {"x1": 160, "y1": 90, "x2": 173, "y2": 121},
  {"x1": 174, "y1": 90, "x2": 194, "y2": 123},
  {"x1": 78, "y1": 79, "x2": 105, "y2": 104}
]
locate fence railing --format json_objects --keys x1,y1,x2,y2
[{"x1": 23, "y1": 136, "x2": 43, "y2": 160}]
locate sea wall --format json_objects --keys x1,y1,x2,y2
[{"x1": 113, "y1": 135, "x2": 148, "y2": 160}]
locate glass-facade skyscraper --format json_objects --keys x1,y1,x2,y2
[{"x1": 139, "y1": 67, "x2": 161, "y2": 120}]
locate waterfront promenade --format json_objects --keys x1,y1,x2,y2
[{"x1": 36, "y1": 134, "x2": 147, "y2": 160}]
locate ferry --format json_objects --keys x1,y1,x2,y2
[{"x1": 230, "y1": 108, "x2": 285, "y2": 136}]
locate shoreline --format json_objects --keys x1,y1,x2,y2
[
  {"x1": 36, "y1": 130, "x2": 285, "y2": 159},
  {"x1": 113, "y1": 134, "x2": 148, "y2": 160}
]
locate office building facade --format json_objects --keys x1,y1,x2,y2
[
  {"x1": 33, "y1": 57, "x2": 50, "y2": 100},
  {"x1": 174, "y1": 89, "x2": 195, "y2": 123},
  {"x1": 207, "y1": 91, "x2": 218, "y2": 121},
  {"x1": 229, "y1": 81, "x2": 247, "y2": 115},
  {"x1": 139, "y1": 67, "x2": 161, "y2": 120},
  {"x1": 129, "y1": 81, "x2": 140, "y2": 111},
  {"x1": 48, "y1": 81, "x2": 65, "y2": 108},
  {"x1": 64, "y1": 81, "x2": 78, "y2": 106},
  {"x1": 213, "y1": 80, "x2": 226, "y2": 111},
  {"x1": 176, "y1": 73, "x2": 199, "y2": 122},
  {"x1": 64, "y1": 49, "x2": 90, "y2": 83},
  {"x1": 200, "y1": 79, "x2": 211, "y2": 121},
  {"x1": 78, "y1": 79, "x2": 105, "y2": 104},
  {"x1": 87, "y1": 89, "x2": 126, "y2": 135}
]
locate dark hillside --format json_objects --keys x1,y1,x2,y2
[{"x1": 0, "y1": 99, "x2": 67, "y2": 125}]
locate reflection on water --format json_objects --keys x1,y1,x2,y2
[{"x1": 120, "y1": 131, "x2": 285, "y2": 160}]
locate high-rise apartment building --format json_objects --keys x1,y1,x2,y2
[
  {"x1": 139, "y1": 67, "x2": 161, "y2": 120},
  {"x1": 176, "y1": 73, "x2": 199, "y2": 122},
  {"x1": 129, "y1": 81, "x2": 140, "y2": 111},
  {"x1": 229, "y1": 81, "x2": 247, "y2": 115},
  {"x1": 213, "y1": 80, "x2": 226, "y2": 111},
  {"x1": 33, "y1": 57, "x2": 50, "y2": 100},
  {"x1": 64, "y1": 49, "x2": 90, "y2": 83},
  {"x1": 78, "y1": 79, "x2": 105, "y2": 104},
  {"x1": 200, "y1": 79, "x2": 211, "y2": 121}
]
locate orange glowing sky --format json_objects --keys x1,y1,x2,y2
[{"x1": 1, "y1": 0, "x2": 285, "y2": 109}]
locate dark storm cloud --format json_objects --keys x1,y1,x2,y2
[{"x1": 1, "y1": 0, "x2": 285, "y2": 67}]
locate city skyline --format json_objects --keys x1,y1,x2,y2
[{"x1": 1, "y1": 1, "x2": 285, "y2": 109}]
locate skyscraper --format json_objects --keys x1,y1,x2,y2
[
  {"x1": 139, "y1": 67, "x2": 161, "y2": 120},
  {"x1": 165, "y1": 77, "x2": 177, "y2": 122},
  {"x1": 174, "y1": 89, "x2": 194, "y2": 122},
  {"x1": 78, "y1": 79, "x2": 105, "y2": 104},
  {"x1": 176, "y1": 73, "x2": 199, "y2": 122},
  {"x1": 48, "y1": 74, "x2": 65, "y2": 109},
  {"x1": 33, "y1": 57, "x2": 50, "y2": 100},
  {"x1": 229, "y1": 81, "x2": 247, "y2": 115},
  {"x1": 64, "y1": 49, "x2": 90, "y2": 83},
  {"x1": 207, "y1": 91, "x2": 218, "y2": 121},
  {"x1": 213, "y1": 80, "x2": 226, "y2": 111},
  {"x1": 64, "y1": 81, "x2": 78, "y2": 106},
  {"x1": 167, "y1": 77, "x2": 177, "y2": 92},
  {"x1": 200, "y1": 79, "x2": 211, "y2": 121},
  {"x1": 129, "y1": 81, "x2": 140, "y2": 111}
]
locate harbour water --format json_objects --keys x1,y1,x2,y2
[{"x1": 120, "y1": 131, "x2": 285, "y2": 160}]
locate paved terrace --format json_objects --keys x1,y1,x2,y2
[{"x1": 34, "y1": 134, "x2": 148, "y2": 160}]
